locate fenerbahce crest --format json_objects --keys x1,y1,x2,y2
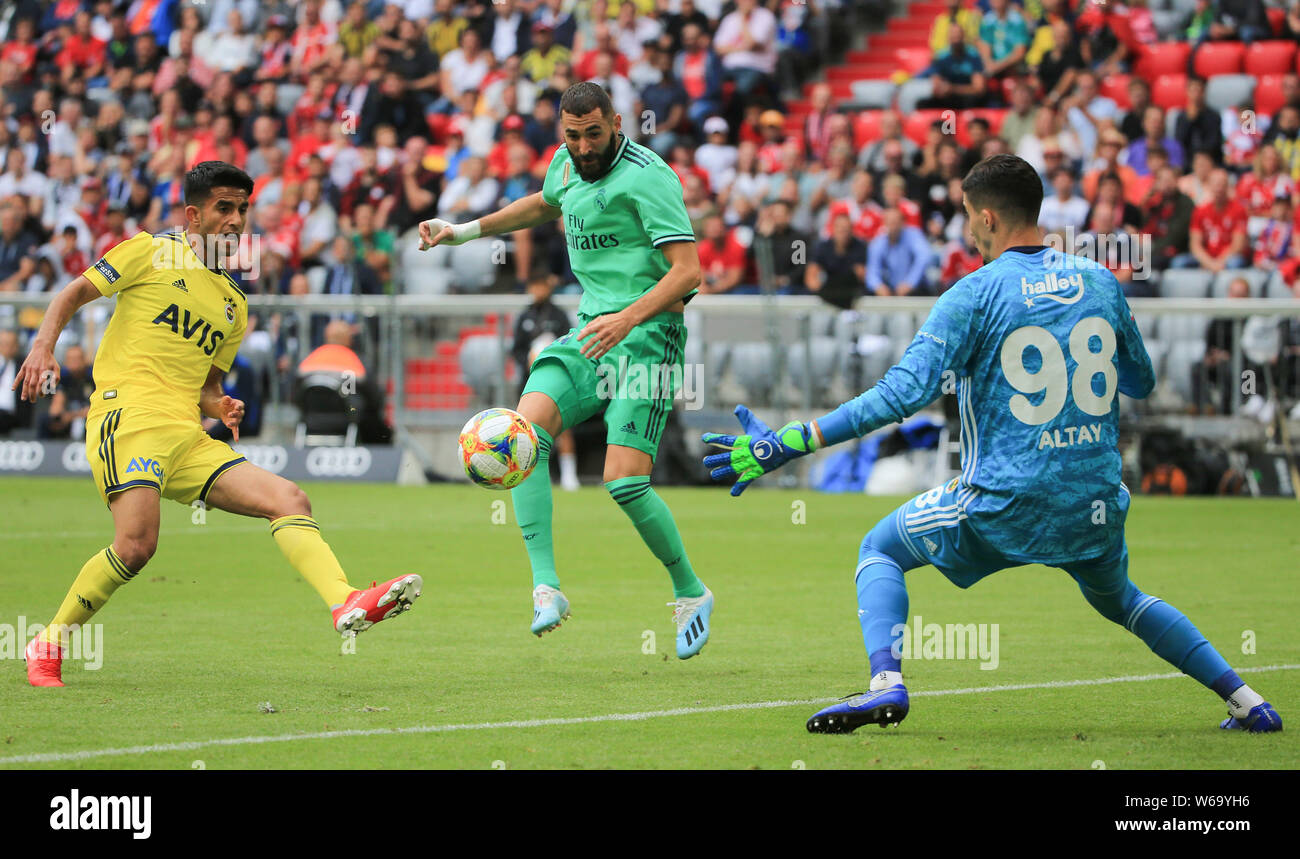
[{"x1": 224, "y1": 297, "x2": 237, "y2": 324}]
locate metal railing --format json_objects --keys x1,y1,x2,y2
[{"x1": 4, "y1": 292, "x2": 1300, "y2": 430}]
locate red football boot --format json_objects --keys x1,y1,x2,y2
[
  {"x1": 332, "y1": 574, "x2": 423, "y2": 636},
  {"x1": 25, "y1": 636, "x2": 66, "y2": 687}
]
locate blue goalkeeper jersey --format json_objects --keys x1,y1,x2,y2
[{"x1": 826, "y1": 246, "x2": 1155, "y2": 564}]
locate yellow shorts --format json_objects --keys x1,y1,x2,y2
[{"x1": 86, "y1": 407, "x2": 247, "y2": 507}]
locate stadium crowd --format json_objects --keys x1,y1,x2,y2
[{"x1": 1, "y1": 0, "x2": 1300, "y2": 436}]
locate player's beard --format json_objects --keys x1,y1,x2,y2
[
  {"x1": 570, "y1": 133, "x2": 620, "y2": 181},
  {"x1": 192, "y1": 222, "x2": 243, "y2": 270}
]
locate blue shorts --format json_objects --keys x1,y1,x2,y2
[{"x1": 863, "y1": 478, "x2": 1129, "y2": 593}]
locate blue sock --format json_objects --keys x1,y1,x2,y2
[
  {"x1": 1125, "y1": 594, "x2": 1234, "y2": 692},
  {"x1": 1074, "y1": 573, "x2": 1234, "y2": 694},
  {"x1": 856, "y1": 541, "x2": 908, "y2": 678}
]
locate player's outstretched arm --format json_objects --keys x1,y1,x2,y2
[
  {"x1": 702, "y1": 405, "x2": 820, "y2": 496},
  {"x1": 418, "y1": 192, "x2": 562, "y2": 250},
  {"x1": 703, "y1": 284, "x2": 981, "y2": 493},
  {"x1": 11, "y1": 275, "x2": 101, "y2": 402}
]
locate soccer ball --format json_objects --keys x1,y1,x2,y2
[{"x1": 458, "y1": 407, "x2": 539, "y2": 490}]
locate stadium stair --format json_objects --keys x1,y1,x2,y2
[{"x1": 394, "y1": 313, "x2": 513, "y2": 412}]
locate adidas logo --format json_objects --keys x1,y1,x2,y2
[
  {"x1": 619, "y1": 421, "x2": 637, "y2": 434},
  {"x1": 683, "y1": 614, "x2": 706, "y2": 647},
  {"x1": 922, "y1": 537, "x2": 939, "y2": 554},
  {"x1": 171, "y1": 278, "x2": 188, "y2": 292},
  {"x1": 76, "y1": 594, "x2": 93, "y2": 611}
]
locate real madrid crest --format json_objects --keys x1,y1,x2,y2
[{"x1": 595, "y1": 188, "x2": 606, "y2": 211}]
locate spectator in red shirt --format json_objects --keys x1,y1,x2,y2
[
  {"x1": 290, "y1": 0, "x2": 337, "y2": 81},
  {"x1": 1179, "y1": 169, "x2": 1250, "y2": 271},
  {"x1": 92, "y1": 203, "x2": 131, "y2": 259},
  {"x1": 574, "y1": 22, "x2": 629, "y2": 80},
  {"x1": 1237, "y1": 144, "x2": 1296, "y2": 234},
  {"x1": 824, "y1": 170, "x2": 884, "y2": 242},
  {"x1": 57, "y1": 11, "x2": 107, "y2": 86},
  {"x1": 880, "y1": 174, "x2": 922, "y2": 229},
  {"x1": 1, "y1": 18, "x2": 39, "y2": 84},
  {"x1": 255, "y1": 15, "x2": 294, "y2": 84},
  {"x1": 696, "y1": 214, "x2": 748, "y2": 294}
]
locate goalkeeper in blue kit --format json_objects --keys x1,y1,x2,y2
[{"x1": 703, "y1": 155, "x2": 1282, "y2": 734}]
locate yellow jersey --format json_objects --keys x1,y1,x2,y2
[{"x1": 82, "y1": 229, "x2": 247, "y2": 423}]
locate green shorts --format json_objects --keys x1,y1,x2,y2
[{"x1": 523, "y1": 310, "x2": 686, "y2": 459}]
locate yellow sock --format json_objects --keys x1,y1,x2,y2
[
  {"x1": 40, "y1": 547, "x2": 133, "y2": 647},
  {"x1": 270, "y1": 515, "x2": 355, "y2": 607}
]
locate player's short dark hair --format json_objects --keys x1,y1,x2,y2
[
  {"x1": 961, "y1": 154, "x2": 1042, "y2": 227},
  {"x1": 560, "y1": 81, "x2": 614, "y2": 120},
  {"x1": 184, "y1": 161, "x2": 253, "y2": 206}
]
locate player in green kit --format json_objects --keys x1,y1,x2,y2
[{"x1": 418, "y1": 83, "x2": 713, "y2": 658}]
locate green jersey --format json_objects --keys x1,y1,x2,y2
[{"x1": 541, "y1": 133, "x2": 696, "y2": 317}]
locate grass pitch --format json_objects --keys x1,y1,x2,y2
[{"x1": 1, "y1": 478, "x2": 1296, "y2": 769}]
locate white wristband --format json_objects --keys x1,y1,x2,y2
[{"x1": 453, "y1": 220, "x2": 482, "y2": 244}]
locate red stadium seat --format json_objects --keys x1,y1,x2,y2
[
  {"x1": 1192, "y1": 42, "x2": 1244, "y2": 77},
  {"x1": 1267, "y1": 7, "x2": 1286, "y2": 36},
  {"x1": 1151, "y1": 74, "x2": 1189, "y2": 111},
  {"x1": 903, "y1": 109, "x2": 947, "y2": 146},
  {"x1": 1134, "y1": 42, "x2": 1191, "y2": 78},
  {"x1": 853, "y1": 111, "x2": 885, "y2": 148},
  {"x1": 1243, "y1": 40, "x2": 1298, "y2": 76},
  {"x1": 1099, "y1": 73, "x2": 1133, "y2": 111},
  {"x1": 1254, "y1": 74, "x2": 1286, "y2": 117},
  {"x1": 895, "y1": 47, "x2": 932, "y2": 75}
]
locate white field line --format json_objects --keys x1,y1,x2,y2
[{"x1": 2, "y1": 664, "x2": 1295, "y2": 766}]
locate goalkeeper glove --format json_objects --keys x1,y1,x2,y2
[{"x1": 701, "y1": 404, "x2": 819, "y2": 496}]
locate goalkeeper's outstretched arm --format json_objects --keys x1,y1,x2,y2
[{"x1": 418, "y1": 192, "x2": 562, "y2": 250}]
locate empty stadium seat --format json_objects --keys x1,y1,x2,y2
[
  {"x1": 1099, "y1": 74, "x2": 1133, "y2": 110},
  {"x1": 1211, "y1": 268, "x2": 1268, "y2": 297},
  {"x1": 458, "y1": 334, "x2": 506, "y2": 401},
  {"x1": 896, "y1": 78, "x2": 933, "y2": 114},
  {"x1": 729, "y1": 342, "x2": 779, "y2": 404},
  {"x1": 785, "y1": 338, "x2": 844, "y2": 401},
  {"x1": 1151, "y1": 9, "x2": 1186, "y2": 40},
  {"x1": 1159, "y1": 269, "x2": 1213, "y2": 299},
  {"x1": 1152, "y1": 74, "x2": 1189, "y2": 111},
  {"x1": 1205, "y1": 74, "x2": 1257, "y2": 112},
  {"x1": 1166, "y1": 339, "x2": 1208, "y2": 405},
  {"x1": 1265, "y1": 270, "x2": 1295, "y2": 298},
  {"x1": 1255, "y1": 74, "x2": 1287, "y2": 117},
  {"x1": 1243, "y1": 40, "x2": 1298, "y2": 76},
  {"x1": 1135, "y1": 42, "x2": 1191, "y2": 78},
  {"x1": 903, "y1": 110, "x2": 946, "y2": 146},
  {"x1": 895, "y1": 47, "x2": 932, "y2": 76},
  {"x1": 1194, "y1": 41, "x2": 1246, "y2": 77},
  {"x1": 850, "y1": 79, "x2": 896, "y2": 109},
  {"x1": 450, "y1": 240, "x2": 500, "y2": 293},
  {"x1": 399, "y1": 239, "x2": 455, "y2": 295},
  {"x1": 854, "y1": 111, "x2": 884, "y2": 148}
]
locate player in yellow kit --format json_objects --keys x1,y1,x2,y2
[{"x1": 12, "y1": 162, "x2": 421, "y2": 687}]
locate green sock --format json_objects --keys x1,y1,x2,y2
[
  {"x1": 605, "y1": 476, "x2": 704, "y2": 599},
  {"x1": 510, "y1": 425, "x2": 560, "y2": 589}
]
